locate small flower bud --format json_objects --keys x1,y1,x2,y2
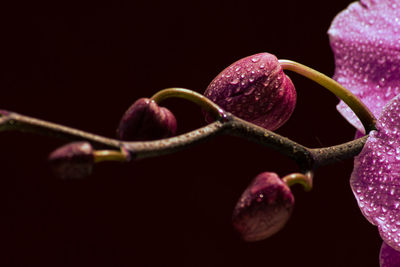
[
  {"x1": 48, "y1": 141, "x2": 94, "y2": 179},
  {"x1": 204, "y1": 53, "x2": 296, "y2": 130},
  {"x1": 117, "y1": 98, "x2": 177, "y2": 141},
  {"x1": 232, "y1": 172, "x2": 294, "y2": 242}
]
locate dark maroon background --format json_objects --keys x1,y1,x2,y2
[{"x1": 0, "y1": 0, "x2": 382, "y2": 266}]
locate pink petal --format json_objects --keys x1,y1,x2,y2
[
  {"x1": 328, "y1": 0, "x2": 400, "y2": 132},
  {"x1": 351, "y1": 94, "x2": 400, "y2": 251},
  {"x1": 380, "y1": 241, "x2": 400, "y2": 267}
]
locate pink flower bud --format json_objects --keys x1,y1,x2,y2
[
  {"x1": 204, "y1": 53, "x2": 296, "y2": 130},
  {"x1": 117, "y1": 98, "x2": 177, "y2": 141},
  {"x1": 232, "y1": 172, "x2": 294, "y2": 242},
  {"x1": 48, "y1": 141, "x2": 94, "y2": 179}
]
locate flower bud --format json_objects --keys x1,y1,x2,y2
[
  {"x1": 48, "y1": 141, "x2": 94, "y2": 179},
  {"x1": 232, "y1": 172, "x2": 294, "y2": 242},
  {"x1": 117, "y1": 98, "x2": 177, "y2": 141},
  {"x1": 204, "y1": 53, "x2": 296, "y2": 130}
]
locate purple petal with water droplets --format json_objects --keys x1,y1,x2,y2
[
  {"x1": 380, "y1": 241, "x2": 400, "y2": 267},
  {"x1": 351, "y1": 94, "x2": 400, "y2": 251},
  {"x1": 328, "y1": 0, "x2": 400, "y2": 132}
]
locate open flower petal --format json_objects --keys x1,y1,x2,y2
[
  {"x1": 328, "y1": 0, "x2": 400, "y2": 132},
  {"x1": 351, "y1": 94, "x2": 400, "y2": 251},
  {"x1": 380, "y1": 241, "x2": 400, "y2": 267}
]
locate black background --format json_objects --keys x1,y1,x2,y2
[{"x1": 0, "y1": 0, "x2": 383, "y2": 266}]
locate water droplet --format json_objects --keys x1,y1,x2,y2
[
  {"x1": 378, "y1": 57, "x2": 386, "y2": 64},
  {"x1": 251, "y1": 57, "x2": 260, "y2": 63},
  {"x1": 244, "y1": 87, "x2": 256, "y2": 95},
  {"x1": 379, "y1": 77, "x2": 386, "y2": 86},
  {"x1": 230, "y1": 78, "x2": 240, "y2": 85}
]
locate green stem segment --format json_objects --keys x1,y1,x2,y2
[
  {"x1": 282, "y1": 172, "x2": 313, "y2": 192},
  {"x1": 93, "y1": 148, "x2": 130, "y2": 163},
  {"x1": 151, "y1": 87, "x2": 226, "y2": 121},
  {"x1": 279, "y1": 60, "x2": 377, "y2": 133}
]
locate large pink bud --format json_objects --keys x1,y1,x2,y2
[
  {"x1": 232, "y1": 172, "x2": 294, "y2": 242},
  {"x1": 204, "y1": 53, "x2": 296, "y2": 130}
]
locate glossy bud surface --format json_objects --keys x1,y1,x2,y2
[
  {"x1": 117, "y1": 98, "x2": 177, "y2": 141},
  {"x1": 204, "y1": 53, "x2": 296, "y2": 130},
  {"x1": 48, "y1": 141, "x2": 94, "y2": 179},
  {"x1": 232, "y1": 172, "x2": 294, "y2": 242}
]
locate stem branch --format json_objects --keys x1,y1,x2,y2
[
  {"x1": 0, "y1": 110, "x2": 367, "y2": 171},
  {"x1": 0, "y1": 111, "x2": 121, "y2": 149}
]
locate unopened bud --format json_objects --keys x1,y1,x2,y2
[
  {"x1": 204, "y1": 53, "x2": 296, "y2": 130},
  {"x1": 232, "y1": 172, "x2": 294, "y2": 241},
  {"x1": 48, "y1": 141, "x2": 94, "y2": 179},
  {"x1": 117, "y1": 98, "x2": 177, "y2": 141}
]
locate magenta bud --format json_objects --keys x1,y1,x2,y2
[
  {"x1": 48, "y1": 141, "x2": 94, "y2": 179},
  {"x1": 204, "y1": 53, "x2": 296, "y2": 130},
  {"x1": 232, "y1": 172, "x2": 294, "y2": 242},
  {"x1": 117, "y1": 98, "x2": 177, "y2": 141}
]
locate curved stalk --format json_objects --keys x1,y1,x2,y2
[
  {"x1": 282, "y1": 171, "x2": 313, "y2": 192},
  {"x1": 279, "y1": 59, "x2": 377, "y2": 133},
  {"x1": 151, "y1": 87, "x2": 227, "y2": 121}
]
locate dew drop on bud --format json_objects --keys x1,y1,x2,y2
[
  {"x1": 48, "y1": 141, "x2": 94, "y2": 179},
  {"x1": 232, "y1": 172, "x2": 294, "y2": 242},
  {"x1": 204, "y1": 53, "x2": 296, "y2": 130},
  {"x1": 117, "y1": 98, "x2": 177, "y2": 141}
]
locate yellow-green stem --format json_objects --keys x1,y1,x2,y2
[
  {"x1": 93, "y1": 149, "x2": 129, "y2": 163},
  {"x1": 282, "y1": 171, "x2": 313, "y2": 192},
  {"x1": 150, "y1": 88, "x2": 226, "y2": 120},
  {"x1": 279, "y1": 60, "x2": 376, "y2": 133}
]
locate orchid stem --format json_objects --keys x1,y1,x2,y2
[
  {"x1": 282, "y1": 171, "x2": 313, "y2": 192},
  {"x1": 150, "y1": 87, "x2": 227, "y2": 120},
  {"x1": 93, "y1": 149, "x2": 130, "y2": 163},
  {"x1": 0, "y1": 92, "x2": 368, "y2": 172},
  {"x1": 279, "y1": 59, "x2": 377, "y2": 133},
  {"x1": 0, "y1": 110, "x2": 121, "y2": 149}
]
